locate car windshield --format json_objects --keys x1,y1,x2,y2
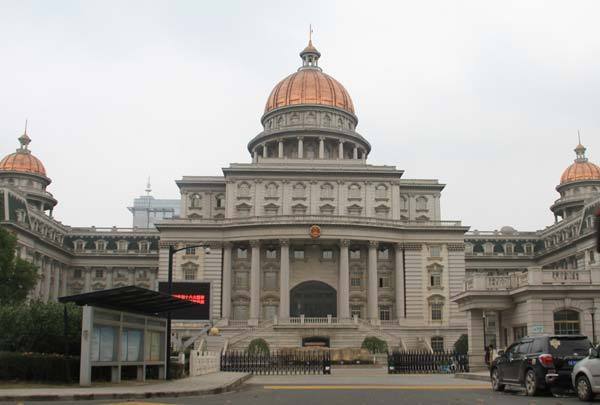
[{"x1": 548, "y1": 337, "x2": 592, "y2": 357}]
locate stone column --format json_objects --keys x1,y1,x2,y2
[
  {"x1": 395, "y1": 244, "x2": 404, "y2": 320},
  {"x1": 106, "y1": 267, "x2": 114, "y2": 289},
  {"x1": 278, "y1": 139, "x2": 284, "y2": 158},
  {"x1": 43, "y1": 259, "x2": 52, "y2": 302},
  {"x1": 84, "y1": 267, "x2": 92, "y2": 292},
  {"x1": 262, "y1": 144, "x2": 268, "y2": 158},
  {"x1": 339, "y1": 240, "x2": 350, "y2": 320},
  {"x1": 368, "y1": 241, "x2": 379, "y2": 320},
  {"x1": 253, "y1": 149, "x2": 258, "y2": 163},
  {"x1": 249, "y1": 240, "x2": 261, "y2": 324},
  {"x1": 128, "y1": 267, "x2": 136, "y2": 286},
  {"x1": 362, "y1": 149, "x2": 367, "y2": 163},
  {"x1": 338, "y1": 141, "x2": 344, "y2": 160},
  {"x1": 222, "y1": 242, "x2": 232, "y2": 319},
  {"x1": 279, "y1": 240, "x2": 290, "y2": 320},
  {"x1": 353, "y1": 145, "x2": 358, "y2": 160},
  {"x1": 52, "y1": 263, "x2": 61, "y2": 300},
  {"x1": 319, "y1": 137, "x2": 325, "y2": 159},
  {"x1": 467, "y1": 309, "x2": 486, "y2": 371},
  {"x1": 297, "y1": 137, "x2": 304, "y2": 158}
]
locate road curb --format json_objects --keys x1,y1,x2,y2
[
  {"x1": 0, "y1": 373, "x2": 252, "y2": 402},
  {"x1": 454, "y1": 372, "x2": 489, "y2": 382}
]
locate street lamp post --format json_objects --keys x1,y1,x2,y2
[
  {"x1": 588, "y1": 306, "x2": 597, "y2": 346},
  {"x1": 165, "y1": 243, "x2": 211, "y2": 380}
]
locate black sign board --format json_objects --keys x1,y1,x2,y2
[{"x1": 158, "y1": 282, "x2": 211, "y2": 320}]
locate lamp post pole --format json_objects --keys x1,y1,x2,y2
[{"x1": 165, "y1": 243, "x2": 211, "y2": 380}]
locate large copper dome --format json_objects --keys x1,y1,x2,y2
[
  {"x1": 560, "y1": 143, "x2": 600, "y2": 185},
  {"x1": 0, "y1": 133, "x2": 47, "y2": 177},
  {"x1": 264, "y1": 40, "x2": 355, "y2": 115}
]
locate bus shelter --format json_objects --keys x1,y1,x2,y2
[{"x1": 59, "y1": 286, "x2": 202, "y2": 386}]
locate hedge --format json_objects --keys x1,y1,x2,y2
[
  {"x1": 0, "y1": 352, "x2": 80, "y2": 382},
  {"x1": 247, "y1": 338, "x2": 270, "y2": 355}
]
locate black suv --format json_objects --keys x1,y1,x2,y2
[{"x1": 491, "y1": 335, "x2": 592, "y2": 395}]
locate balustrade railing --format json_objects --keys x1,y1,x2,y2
[{"x1": 543, "y1": 269, "x2": 591, "y2": 284}]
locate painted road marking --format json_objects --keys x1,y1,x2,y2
[{"x1": 264, "y1": 385, "x2": 489, "y2": 390}]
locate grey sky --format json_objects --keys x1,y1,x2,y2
[{"x1": 1, "y1": 0, "x2": 599, "y2": 231}]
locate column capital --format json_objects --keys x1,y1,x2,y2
[
  {"x1": 223, "y1": 241, "x2": 233, "y2": 248},
  {"x1": 319, "y1": 136, "x2": 325, "y2": 141},
  {"x1": 279, "y1": 239, "x2": 290, "y2": 247},
  {"x1": 297, "y1": 136, "x2": 304, "y2": 140},
  {"x1": 249, "y1": 240, "x2": 261, "y2": 248},
  {"x1": 369, "y1": 241, "x2": 379, "y2": 248},
  {"x1": 338, "y1": 139, "x2": 344, "y2": 144},
  {"x1": 340, "y1": 239, "x2": 351, "y2": 247}
]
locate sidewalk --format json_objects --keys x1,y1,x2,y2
[
  {"x1": 454, "y1": 371, "x2": 490, "y2": 382},
  {"x1": 0, "y1": 372, "x2": 250, "y2": 402}
]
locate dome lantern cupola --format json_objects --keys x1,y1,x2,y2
[{"x1": 299, "y1": 39, "x2": 321, "y2": 70}]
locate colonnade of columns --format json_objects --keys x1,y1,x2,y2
[
  {"x1": 32, "y1": 255, "x2": 67, "y2": 302},
  {"x1": 252, "y1": 136, "x2": 368, "y2": 162},
  {"x1": 221, "y1": 240, "x2": 405, "y2": 323}
]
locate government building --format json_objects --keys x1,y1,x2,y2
[{"x1": 1, "y1": 39, "x2": 599, "y2": 369}]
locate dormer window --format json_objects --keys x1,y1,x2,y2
[
  {"x1": 139, "y1": 241, "x2": 150, "y2": 253},
  {"x1": 96, "y1": 240, "x2": 107, "y2": 252},
  {"x1": 189, "y1": 193, "x2": 202, "y2": 209},
  {"x1": 504, "y1": 243, "x2": 514, "y2": 255},
  {"x1": 75, "y1": 240, "x2": 85, "y2": 252},
  {"x1": 117, "y1": 240, "x2": 128, "y2": 252},
  {"x1": 524, "y1": 243, "x2": 534, "y2": 255}
]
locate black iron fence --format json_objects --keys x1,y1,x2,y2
[
  {"x1": 221, "y1": 350, "x2": 331, "y2": 375},
  {"x1": 387, "y1": 351, "x2": 469, "y2": 374}
]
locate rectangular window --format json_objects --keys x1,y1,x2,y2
[
  {"x1": 431, "y1": 336, "x2": 444, "y2": 352},
  {"x1": 505, "y1": 244, "x2": 514, "y2": 255},
  {"x1": 184, "y1": 268, "x2": 196, "y2": 280},
  {"x1": 431, "y1": 302, "x2": 443, "y2": 321},
  {"x1": 513, "y1": 325, "x2": 527, "y2": 341},
  {"x1": 264, "y1": 272, "x2": 277, "y2": 290},
  {"x1": 430, "y1": 273, "x2": 441, "y2": 288},
  {"x1": 96, "y1": 241, "x2": 106, "y2": 251},
  {"x1": 118, "y1": 241, "x2": 128, "y2": 252},
  {"x1": 185, "y1": 247, "x2": 196, "y2": 255},
  {"x1": 429, "y1": 246, "x2": 441, "y2": 258},
  {"x1": 322, "y1": 249, "x2": 333, "y2": 260},
  {"x1": 75, "y1": 241, "x2": 85, "y2": 252},
  {"x1": 379, "y1": 306, "x2": 391, "y2": 321},
  {"x1": 351, "y1": 305, "x2": 362, "y2": 318},
  {"x1": 378, "y1": 275, "x2": 390, "y2": 288},
  {"x1": 237, "y1": 248, "x2": 248, "y2": 259},
  {"x1": 351, "y1": 273, "x2": 362, "y2": 287},
  {"x1": 266, "y1": 248, "x2": 277, "y2": 259},
  {"x1": 294, "y1": 249, "x2": 305, "y2": 260},
  {"x1": 139, "y1": 241, "x2": 149, "y2": 253},
  {"x1": 95, "y1": 269, "x2": 104, "y2": 278},
  {"x1": 350, "y1": 249, "x2": 361, "y2": 260}
]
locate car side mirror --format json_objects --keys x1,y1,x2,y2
[
  {"x1": 590, "y1": 347, "x2": 599, "y2": 358},
  {"x1": 497, "y1": 350, "x2": 505, "y2": 357}
]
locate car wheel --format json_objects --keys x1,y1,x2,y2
[
  {"x1": 525, "y1": 369, "x2": 539, "y2": 396},
  {"x1": 576, "y1": 375, "x2": 595, "y2": 402},
  {"x1": 491, "y1": 368, "x2": 505, "y2": 392}
]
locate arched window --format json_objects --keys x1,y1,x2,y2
[
  {"x1": 431, "y1": 336, "x2": 444, "y2": 352},
  {"x1": 400, "y1": 196, "x2": 408, "y2": 211},
  {"x1": 348, "y1": 183, "x2": 361, "y2": 199},
  {"x1": 265, "y1": 182, "x2": 278, "y2": 198},
  {"x1": 375, "y1": 184, "x2": 387, "y2": 199},
  {"x1": 190, "y1": 193, "x2": 202, "y2": 208},
  {"x1": 321, "y1": 183, "x2": 334, "y2": 199},
  {"x1": 292, "y1": 183, "x2": 306, "y2": 199},
  {"x1": 238, "y1": 182, "x2": 250, "y2": 197},
  {"x1": 554, "y1": 309, "x2": 580, "y2": 335}
]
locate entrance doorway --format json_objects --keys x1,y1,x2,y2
[
  {"x1": 290, "y1": 281, "x2": 337, "y2": 317},
  {"x1": 302, "y1": 336, "x2": 330, "y2": 348}
]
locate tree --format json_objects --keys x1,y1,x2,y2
[
  {"x1": 361, "y1": 336, "x2": 388, "y2": 354},
  {"x1": 454, "y1": 334, "x2": 468, "y2": 354},
  {"x1": 247, "y1": 338, "x2": 270, "y2": 355},
  {"x1": 0, "y1": 226, "x2": 38, "y2": 305}
]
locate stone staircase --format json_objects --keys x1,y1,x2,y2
[{"x1": 222, "y1": 320, "x2": 406, "y2": 350}]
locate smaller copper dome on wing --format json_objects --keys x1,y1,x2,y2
[
  {"x1": 559, "y1": 143, "x2": 600, "y2": 184},
  {"x1": 0, "y1": 133, "x2": 47, "y2": 176}
]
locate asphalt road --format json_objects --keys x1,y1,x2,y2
[{"x1": 8, "y1": 384, "x2": 597, "y2": 405}]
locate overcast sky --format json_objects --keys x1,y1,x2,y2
[{"x1": 1, "y1": 0, "x2": 599, "y2": 231}]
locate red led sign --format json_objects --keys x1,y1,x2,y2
[{"x1": 173, "y1": 293, "x2": 206, "y2": 305}]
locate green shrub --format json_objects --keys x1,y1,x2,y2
[
  {"x1": 247, "y1": 338, "x2": 269, "y2": 355},
  {"x1": 361, "y1": 336, "x2": 388, "y2": 354},
  {"x1": 454, "y1": 334, "x2": 468, "y2": 354},
  {"x1": 0, "y1": 351, "x2": 79, "y2": 382},
  {"x1": 0, "y1": 301, "x2": 82, "y2": 355}
]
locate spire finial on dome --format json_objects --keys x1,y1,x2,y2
[
  {"x1": 299, "y1": 26, "x2": 321, "y2": 71},
  {"x1": 574, "y1": 130, "x2": 588, "y2": 163},
  {"x1": 17, "y1": 119, "x2": 32, "y2": 153},
  {"x1": 145, "y1": 176, "x2": 152, "y2": 196}
]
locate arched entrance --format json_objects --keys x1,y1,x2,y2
[{"x1": 290, "y1": 281, "x2": 337, "y2": 317}]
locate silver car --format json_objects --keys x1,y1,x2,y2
[{"x1": 572, "y1": 345, "x2": 600, "y2": 401}]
